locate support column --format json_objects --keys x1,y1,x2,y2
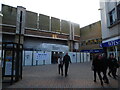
[
  {"x1": 15, "y1": 6, "x2": 26, "y2": 44},
  {"x1": 68, "y1": 22, "x2": 74, "y2": 52},
  {"x1": 15, "y1": 6, "x2": 26, "y2": 81},
  {"x1": 0, "y1": 11, "x2": 3, "y2": 90}
]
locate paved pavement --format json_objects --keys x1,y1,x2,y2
[{"x1": 2, "y1": 62, "x2": 120, "y2": 89}]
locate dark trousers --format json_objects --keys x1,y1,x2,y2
[
  {"x1": 102, "y1": 70, "x2": 109, "y2": 83},
  {"x1": 58, "y1": 64, "x2": 63, "y2": 75},
  {"x1": 94, "y1": 70, "x2": 103, "y2": 85},
  {"x1": 108, "y1": 68, "x2": 117, "y2": 78},
  {"x1": 65, "y1": 64, "x2": 69, "y2": 76}
]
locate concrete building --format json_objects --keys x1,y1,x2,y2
[
  {"x1": 100, "y1": 1, "x2": 120, "y2": 60},
  {"x1": 1, "y1": 4, "x2": 81, "y2": 65},
  {"x1": 0, "y1": 11, "x2": 2, "y2": 90},
  {"x1": 80, "y1": 21, "x2": 103, "y2": 60}
]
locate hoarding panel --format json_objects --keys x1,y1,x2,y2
[
  {"x1": 2, "y1": 4, "x2": 17, "y2": 25},
  {"x1": 51, "y1": 17, "x2": 60, "y2": 32},
  {"x1": 39, "y1": 14, "x2": 50, "y2": 31},
  {"x1": 61, "y1": 20, "x2": 70, "y2": 34},
  {"x1": 74, "y1": 23, "x2": 80, "y2": 36},
  {"x1": 25, "y1": 11, "x2": 37, "y2": 29}
]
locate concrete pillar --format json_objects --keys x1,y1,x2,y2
[
  {"x1": 68, "y1": 22, "x2": 74, "y2": 52},
  {"x1": 15, "y1": 6, "x2": 26, "y2": 81},
  {"x1": 15, "y1": 6, "x2": 26, "y2": 44},
  {"x1": 0, "y1": 11, "x2": 3, "y2": 90}
]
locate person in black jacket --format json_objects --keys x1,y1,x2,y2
[
  {"x1": 63, "y1": 53, "x2": 71, "y2": 77},
  {"x1": 108, "y1": 53, "x2": 118, "y2": 79},
  {"x1": 92, "y1": 54, "x2": 103, "y2": 86},
  {"x1": 101, "y1": 53, "x2": 109, "y2": 84}
]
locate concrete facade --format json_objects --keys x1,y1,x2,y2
[
  {"x1": 1, "y1": 4, "x2": 80, "y2": 52},
  {"x1": 1, "y1": 4, "x2": 81, "y2": 66},
  {"x1": 100, "y1": 1, "x2": 120, "y2": 60}
]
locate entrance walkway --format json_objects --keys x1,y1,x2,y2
[{"x1": 3, "y1": 62, "x2": 119, "y2": 89}]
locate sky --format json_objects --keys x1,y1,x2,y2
[{"x1": 0, "y1": 0, "x2": 101, "y2": 28}]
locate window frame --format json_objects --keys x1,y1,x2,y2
[
  {"x1": 117, "y1": 4, "x2": 120, "y2": 21},
  {"x1": 109, "y1": 8, "x2": 116, "y2": 26}
]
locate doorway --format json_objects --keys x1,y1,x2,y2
[{"x1": 51, "y1": 51, "x2": 63, "y2": 64}]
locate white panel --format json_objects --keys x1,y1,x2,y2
[
  {"x1": 68, "y1": 52, "x2": 77, "y2": 63},
  {"x1": 80, "y1": 53, "x2": 83, "y2": 63},
  {"x1": 84, "y1": 53, "x2": 87, "y2": 62},
  {"x1": 33, "y1": 51, "x2": 51, "y2": 65},
  {"x1": 86, "y1": 53, "x2": 90, "y2": 62},
  {"x1": 33, "y1": 51, "x2": 43, "y2": 65},
  {"x1": 77, "y1": 53, "x2": 80, "y2": 63},
  {"x1": 45, "y1": 51, "x2": 51, "y2": 64},
  {"x1": 24, "y1": 51, "x2": 32, "y2": 66}
]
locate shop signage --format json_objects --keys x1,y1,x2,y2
[
  {"x1": 34, "y1": 53, "x2": 48, "y2": 61},
  {"x1": 101, "y1": 39, "x2": 120, "y2": 47},
  {"x1": 80, "y1": 49, "x2": 104, "y2": 53}
]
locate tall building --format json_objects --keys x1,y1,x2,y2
[{"x1": 100, "y1": 0, "x2": 120, "y2": 60}]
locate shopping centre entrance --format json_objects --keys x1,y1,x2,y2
[{"x1": 51, "y1": 51, "x2": 63, "y2": 64}]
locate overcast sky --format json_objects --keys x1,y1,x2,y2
[{"x1": 0, "y1": 0, "x2": 101, "y2": 27}]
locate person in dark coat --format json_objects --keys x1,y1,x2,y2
[
  {"x1": 63, "y1": 53, "x2": 71, "y2": 77},
  {"x1": 101, "y1": 53, "x2": 109, "y2": 84},
  {"x1": 108, "y1": 53, "x2": 119, "y2": 79},
  {"x1": 92, "y1": 54, "x2": 103, "y2": 86}
]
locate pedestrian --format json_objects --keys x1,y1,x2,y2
[
  {"x1": 92, "y1": 54, "x2": 104, "y2": 86},
  {"x1": 101, "y1": 53, "x2": 109, "y2": 84},
  {"x1": 63, "y1": 53, "x2": 71, "y2": 77},
  {"x1": 58, "y1": 56, "x2": 63, "y2": 76},
  {"x1": 108, "y1": 53, "x2": 119, "y2": 79}
]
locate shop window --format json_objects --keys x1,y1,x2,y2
[
  {"x1": 109, "y1": 9, "x2": 116, "y2": 25},
  {"x1": 117, "y1": 4, "x2": 120, "y2": 20},
  {"x1": 86, "y1": 40, "x2": 90, "y2": 45},
  {"x1": 81, "y1": 41, "x2": 86, "y2": 46},
  {"x1": 90, "y1": 40, "x2": 93, "y2": 44},
  {"x1": 93, "y1": 39, "x2": 97, "y2": 44}
]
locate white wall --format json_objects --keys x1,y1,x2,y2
[
  {"x1": 68, "y1": 52, "x2": 77, "y2": 63},
  {"x1": 100, "y1": 1, "x2": 120, "y2": 40}
]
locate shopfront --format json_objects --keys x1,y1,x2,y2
[{"x1": 101, "y1": 38, "x2": 120, "y2": 61}]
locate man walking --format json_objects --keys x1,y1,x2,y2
[{"x1": 63, "y1": 53, "x2": 71, "y2": 77}]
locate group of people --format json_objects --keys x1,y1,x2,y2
[
  {"x1": 58, "y1": 53, "x2": 71, "y2": 77},
  {"x1": 92, "y1": 53, "x2": 119, "y2": 86}
]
